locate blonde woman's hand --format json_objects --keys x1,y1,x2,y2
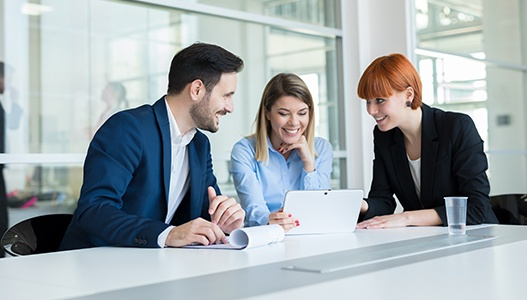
[
  {"x1": 278, "y1": 135, "x2": 315, "y2": 172},
  {"x1": 268, "y1": 209, "x2": 299, "y2": 232}
]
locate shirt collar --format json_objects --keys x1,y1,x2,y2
[
  {"x1": 165, "y1": 98, "x2": 196, "y2": 146},
  {"x1": 267, "y1": 136, "x2": 279, "y2": 153}
]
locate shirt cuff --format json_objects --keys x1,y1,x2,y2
[
  {"x1": 251, "y1": 212, "x2": 269, "y2": 226},
  {"x1": 303, "y1": 170, "x2": 316, "y2": 189},
  {"x1": 158, "y1": 225, "x2": 174, "y2": 247}
]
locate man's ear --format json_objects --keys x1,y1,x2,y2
[{"x1": 189, "y1": 79, "x2": 205, "y2": 102}]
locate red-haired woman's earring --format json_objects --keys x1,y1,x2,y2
[{"x1": 406, "y1": 102, "x2": 411, "y2": 107}]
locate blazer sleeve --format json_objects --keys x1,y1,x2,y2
[
  {"x1": 74, "y1": 112, "x2": 169, "y2": 248},
  {"x1": 193, "y1": 132, "x2": 221, "y2": 221},
  {"x1": 441, "y1": 114, "x2": 494, "y2": 225}
]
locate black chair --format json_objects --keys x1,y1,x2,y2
[
  {"x1": 1, "y1": 214, "x2": 73, "y2": 256},
  {"x1": 490, "y1": 194, "x2": 527, "y2": 225}
]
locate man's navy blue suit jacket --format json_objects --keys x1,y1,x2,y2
[{"x1": 60, "y1": 97, "x2": 219, "y2": 250}]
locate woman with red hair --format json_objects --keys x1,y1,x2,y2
[{"x1": 356, "y1": 53, "x2": 497, "y2": 228}]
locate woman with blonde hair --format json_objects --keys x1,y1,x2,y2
[
  {"x1": 356, "y1": 53, "x2": 497, "y2": 228},
  {"x1": 230, "y1": 73, "x2": 333, "y2": 231}
]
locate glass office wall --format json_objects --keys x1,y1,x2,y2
[
  {"x1": 415, "y1": 0, "x2": 527, "y2": 195},
  {"x1": 0, "y1": 0, "x2": 344, "y2": 224},
  {"x1": 184, "y1": 0, "x2": 338, "y2": 27}
]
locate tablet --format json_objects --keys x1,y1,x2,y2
[{"x1": 282, "y1": 189, "x2": 363, "y2": 235}]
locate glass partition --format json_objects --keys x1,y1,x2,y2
[
  {"x1": 415, "y1": 0, "x2": 527, "y2": 195},
  {"x1": 5, "y1": 163, "x2": 81, "y2": 227},
  {"x1": 182, "y1": 0, "x2": 339, "y2": 28},
  {"x1": 1, "y1": 0, "x2": 345, "y2": 218}
]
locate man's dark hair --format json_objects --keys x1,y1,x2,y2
[
  {"x1": 167, "y1": 42, "x2": 244, "y2": 95},
  {"x1": 0, "y1": 61, "x2": 4, "y2": 77}
]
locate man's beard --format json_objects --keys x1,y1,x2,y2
[{"x1": 189, "y1": 92, "x2": 225, "y2": 133}]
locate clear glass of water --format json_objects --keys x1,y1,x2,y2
[{"x1": 444, "y1": 196, "x2": 468, "y2": 235}]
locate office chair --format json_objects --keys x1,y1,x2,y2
[
  {"x1": 490, "y1": 194, "x2": 527, "y2": 225},
  {"x1": 1, "y1": 213, "x2": 73, "y2": 256}
]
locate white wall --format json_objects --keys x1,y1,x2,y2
[{"x1": 343, "y1": 0, "x2": 412, "y2": 194}]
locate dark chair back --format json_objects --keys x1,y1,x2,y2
[
  {"x1": 490, "y1": 194, "x2": 527, "y2": 225},
  {"x1": 1, "y1": 214, "x2": 73, "y2": 256}
]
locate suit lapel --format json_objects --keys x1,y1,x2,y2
[
  {"x1": 420, "y1": 104, "x2": 439, "y2": 207},
  {"x1": 391, "y1": 129, "x2": 420, "y2": 205},
  {"x1": 152, "y1": 97, "x2": 171, "y2": 206}
]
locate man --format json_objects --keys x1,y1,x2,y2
[{"x1": 60, "y1": 42, "x2": 245, "y2": 250}]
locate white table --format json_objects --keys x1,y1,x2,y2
[{"x1": 0, "y1": 224, "x2": 525, "y2": 299}]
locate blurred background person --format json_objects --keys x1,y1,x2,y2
[
  {"x1": 93, "y1": 81, "x2": 128, "y2": 135},
  {"x1": 0, "y1": 61, "x2": 23, "y2": 258}
]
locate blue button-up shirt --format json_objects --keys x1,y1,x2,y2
[{"x1": 229, "y1": 136, "x2": 333, "y2": 226}]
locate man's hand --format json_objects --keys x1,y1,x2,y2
[
  {"x1": 208, "y1": 186, "x2": 245, "y2": 233},
  {"x1": 165, "y1": 218, "x2": 226, "y2": 247}
]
